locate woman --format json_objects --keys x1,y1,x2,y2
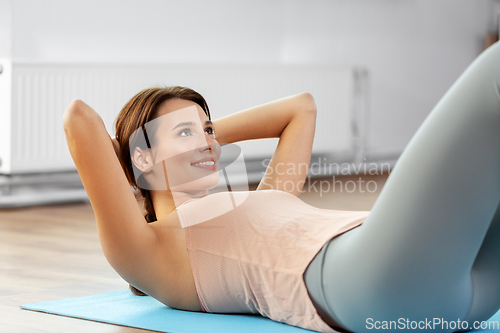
[{"x1": 63, "y1": 41, "x2": 500, "y2": 333}]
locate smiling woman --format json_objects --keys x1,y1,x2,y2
[
  {"x1": 63, "y1": 42, "x2": 500, "y2": 333},
  {"x1": 64, "y1": 85, "x2": 354, "y2": 332},
  {"x1": 64, "y1": 85, "x2": 317, "y2": 305}
]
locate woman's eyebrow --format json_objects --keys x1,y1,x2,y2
[{"x1": 171, "y1": 120, "x2": 213, "y2": 131}]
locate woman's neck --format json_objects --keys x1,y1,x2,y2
[{"x1": 151, "y1": 189, "x2": 209, "y2": 221}]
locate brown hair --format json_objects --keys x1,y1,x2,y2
[{"x1": 114, "y1": 86, "x2": 211, "y2": 296}]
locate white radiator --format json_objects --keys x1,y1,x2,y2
[{"x1": 0, "y1": 59, "x2": 368, "y2": 206}]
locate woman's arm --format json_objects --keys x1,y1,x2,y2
[
  {"x1": 63, "y1": 100, "x2": 164, "y2": 292},
  {"x1": 213, "y1": 93, "x2": 314, "y2": 144},
  {"x1": 212, "y1": 93, "x2": 317, "y2": 196}
]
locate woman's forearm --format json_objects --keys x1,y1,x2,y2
[{"x1": 212, "y1": 92, "x2": 316, "y2": 145}]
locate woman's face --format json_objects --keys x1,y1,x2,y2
[{"x1": 132, "y1": 98, "x2": 221, "y2": 192}]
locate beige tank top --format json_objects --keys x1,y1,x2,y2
[{"x1": 175, "y1": 189, "x2": 370, "y2": 333}]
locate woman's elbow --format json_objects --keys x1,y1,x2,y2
[
  {"x1": 297, "y1": 92, "x2": 317, "y2": 114},
  {"x1": 63, "y1": 99, "x2": 93, "y2": 129}
]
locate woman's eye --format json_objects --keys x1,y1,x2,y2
[
  {"x1": 205, "y1": 127, "x2": 215, "y2": 136},
  {"x1": 178, "y1": 128, "x2": 192, "y2": 137},
  {"x1": 178, "y1": 127, "x2": 214, "y2": 137}
]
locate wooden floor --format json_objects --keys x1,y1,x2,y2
[{"x1": 0, "y1": 172, "x2": 389, "y2": 333}]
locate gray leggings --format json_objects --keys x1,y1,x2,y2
[{"x1": 304, "y1": 41, "x2": 500, "y2": 333}]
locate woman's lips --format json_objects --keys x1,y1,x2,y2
[{"x1": 191, "y1": 161, "x2": 217, "y2": 171}]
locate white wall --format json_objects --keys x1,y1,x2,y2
[
  {"x1": 0, "y1": 0, "x2": 12, "y2": 57},
  {"x1": 2, "y1": 0, "x2": 496, "y2": 158}
]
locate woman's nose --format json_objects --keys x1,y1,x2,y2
[
  {"x1": 196, "y1": 131, "x2": 216, "y2": 151},
  {"x1": 206, "y1": 131, "x2": 217, "y2": 144}
]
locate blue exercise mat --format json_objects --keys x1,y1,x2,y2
[
  {"x1": 20, "y1": 289, "x2": 315, "y2": 333},
  {"x1": 20, "y1": 289, "x2": 500, "y2": 332}
]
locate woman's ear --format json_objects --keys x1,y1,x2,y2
[{"x1": 132, "y1": 147, "x2": 154, "y2": 172}]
